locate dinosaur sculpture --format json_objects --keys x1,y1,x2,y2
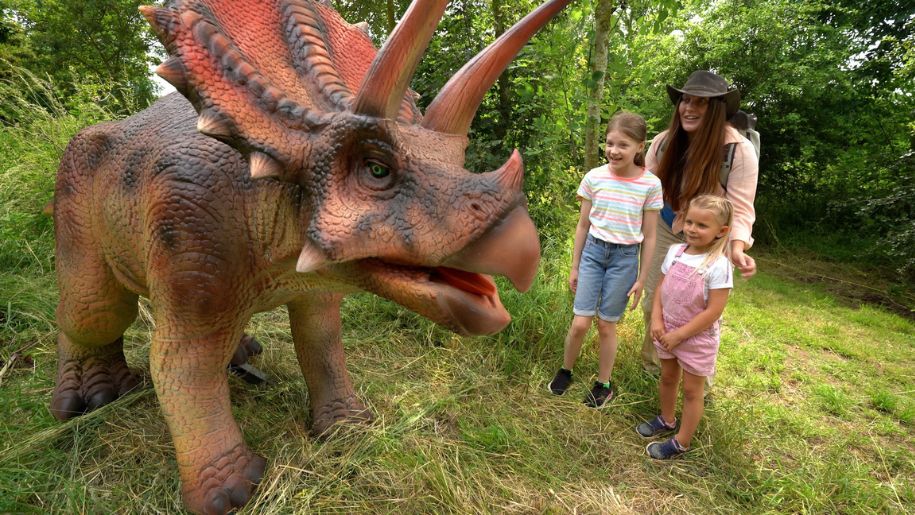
[{"x1": 50, "y1": 0, "x2": 570, "y2": 512}]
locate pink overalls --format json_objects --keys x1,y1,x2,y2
[{"x1": 654, "y1": 246, "x2": 721, "y2": 377}]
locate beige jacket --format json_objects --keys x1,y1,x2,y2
[{"x1": 645, "y1": 126, "x2": 759, "y2": 247}]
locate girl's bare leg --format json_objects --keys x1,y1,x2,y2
[
  {"x1": 659, "y1": 358, "x2": 680, "y2": 426},
  {"x1": 595, "y1": 319, "x2": 618, "y2": 383},
  {"x1": 676, "y1": 370, "x2": 706, "y2": 447},
  {"x1": 562, "y1": 315, "x2": 593, "y2": 370}
]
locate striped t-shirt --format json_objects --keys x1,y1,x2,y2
[{"x1": 577, "y1": 165, "x2": 663, "y2": 244}]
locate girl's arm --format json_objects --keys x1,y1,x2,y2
[
  {"x1": 650, "y1": 272, "x2": 667, "y2": 341},
  {"x1": 569, "y1": 199, "x2": 591, "y2": 293},
  {"x1": 628, "y1": 209, "x2": 659, "y2": 309},
  {"x1": 658, "y1": 288, "x2": 730, "y2": 350}
]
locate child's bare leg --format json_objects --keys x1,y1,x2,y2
[
  {"x1": 659, "y1": 358, "x2": 680, "y2": 425},
  {"x1": 595, "y1": 319, "x2": 618, "y2": 383},
  {"x1": 676, "y1": 371, "x2": 706, "y2": 447},
  {"x1": 562, "y1": 315, "x2": 592, "y2": 370}
]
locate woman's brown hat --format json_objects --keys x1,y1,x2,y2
[{"x1": 667, "y1": 70, "x2": 740, "y2": 117}]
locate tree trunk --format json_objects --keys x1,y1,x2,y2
[
  {"x1": 385, "y1": 0, "x2": 395, "y2": 33},
  {"x1": 583, "y1": 0, "x2": 616, "y2": 171},
  {"x1": 492, "y1": 0, "x2": 512, "y2": 143}
]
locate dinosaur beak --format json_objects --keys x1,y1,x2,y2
[{"x1": 441, "y1": 206, "x2": 540, "y2": 292}]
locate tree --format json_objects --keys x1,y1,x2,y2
[
  {"x1": 1, "y1": 0, "x2": 158, "y2": 114},
  {"x1": 0, "y1": 5, "x2": 36, "y2": 74},
  {"x1": 582, "y1": 0, "x2": 617, "y2": 171}
]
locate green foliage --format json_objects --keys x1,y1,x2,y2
[
  {"x1": 833, "y1": 151, "x2": 915, "y2": 278},
  {"x1": 0, "y1": 64, "x2": 117, "y2": 274},
  {"x1": 0, "y1": 0, "x2": 158, "y2": 116},
  {"x1": 1, "y1": 0, "x2": 911, "y2": 274},
  {"x1": 312, "y1": 0, "x2": 915, "y2": 278},
  {"x1": 604, "y1": 0, "x2": 914, "y2": 278}
]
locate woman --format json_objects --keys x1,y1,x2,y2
[{"x1": 640, "y1": 70, "x2": 759, "y2": 376}]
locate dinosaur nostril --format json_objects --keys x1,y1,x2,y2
[{"x1": 468, "y1": 201, "x2": 488, "y2": 221}]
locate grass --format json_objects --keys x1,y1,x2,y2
[
  {"x1": 1, "y1": 245, "x2": 913, "y2": 513},
  {"x1": 1, "y1": 68, "x2": 913, "y2": 513}
]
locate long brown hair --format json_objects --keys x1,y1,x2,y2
[
  {"x1": 655, "y1": 98, "x2": 728, "y2": 211},
  {"x1": 606, "y1": 111, "x2": 647, "y2": 167}
]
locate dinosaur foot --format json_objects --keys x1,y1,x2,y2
[
  {"x1": 182, "y1": 443, "x2": 267, "y2": 515},
  {"x1": 50, "y1": 347, "x2": 140, "y2": 421},
  {"x1": 311, "y1": 394, "x2": 375, "y2": 437},
  {"x1": 230, "y1": 334, "x2": 263, "y2": 366}
]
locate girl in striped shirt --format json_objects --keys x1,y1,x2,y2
[{"x1": 549, "y1": 112, "x2": 662, "y2": 407}]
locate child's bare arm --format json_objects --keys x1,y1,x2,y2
[
  {"x1": 569, "y1": 199, "x2": 591, "y2": 292},
  {"x1": 628, "y1": 209, "x2": 659, "y2": 309},
  {"x1": 650, "y1": 273, "x2": 667, "y2": 341},
  {"x1": 659, "y1": 288, "x2": 730, "y2": 349}
]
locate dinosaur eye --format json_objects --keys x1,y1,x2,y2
[
  {"x1": 367, "y1": 161, "x2": 390, "y2": 179},
  {"x1": 359, "y1": 158, "x2": 396, "y2": 193}
]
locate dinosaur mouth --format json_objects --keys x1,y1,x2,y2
[
  {"x1": 430, "y1": 267, "x2": 497, "y2": 297},
  {"x1": 355, "y1": 259, "x2": 510, "y2": 335}
]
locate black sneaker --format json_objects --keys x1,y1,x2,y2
[
  {"x1": 583, "y1": 381, "x2": 614, "y2": 408},
  {"x1": 548, "y1": 368, "x2": 572, "y2": 395}
]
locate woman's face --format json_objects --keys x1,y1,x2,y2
[{"x1": 678, "y1": 94, "x2": 710, "y2": 134}]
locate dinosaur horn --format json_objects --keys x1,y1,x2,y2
[
  {"x1": 352, "y1": 0, "x2": 448, "y2": 118},
  {"x1": 422, "y1": 0, "x2": 572, "y2": 135}
]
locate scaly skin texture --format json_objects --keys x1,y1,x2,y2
[{"x1": 51, "y1": 0, "x2": 571, "y2": 513}]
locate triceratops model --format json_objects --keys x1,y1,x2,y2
[{"x1": 50, "y1": 0, "x2": 569, "y2": 512}]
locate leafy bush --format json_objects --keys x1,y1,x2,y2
[
  {"x1": 846, "y1": 151, "x2": 915, "y2": 280},
  {"x1": 0, "y1": 64, "x2": 117, "y2": 272}
]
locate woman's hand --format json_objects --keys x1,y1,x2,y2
[
  {"x1": 569, "y1": 268, "x2": 579, "y2": 293},
  {"x1": 659, "y1": 329, "x2": 685, "y2": 351},
  {"x1": 627, "y1": 279, "x2": 644, "y2": 310},
  {"x1": 730, "y1": 241, "x2": 757, "y2": 278}
]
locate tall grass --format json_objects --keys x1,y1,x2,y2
[{"x1": 0, "y1": 63, "x2": 125, "y2": 355}]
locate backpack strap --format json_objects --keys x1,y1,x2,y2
[
  {"x1": 719, "y1": 142, "x2": 737, "y2": 189},
  {"x1": 656, "y1": 136, "x2": 668, "y2": 159}
]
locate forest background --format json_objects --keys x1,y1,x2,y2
[
  {"x1": 0, "y1": 0, "x2": 913, "y2": 512},
  {"x1": 2, "y1": 0, "x2": 912, "y2": 285}
]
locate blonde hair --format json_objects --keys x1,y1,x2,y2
[
  {"x1": 687, "y1": 194, "x2": 733, "y2": 272},
  {"x1": 606, "y1": 111, "x2": 647, "y2": 167}
]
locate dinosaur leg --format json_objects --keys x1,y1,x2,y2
[
  {"x1": 150, "y1": 326, "x2": 266, "y2": 515},
  {"x1": 51, "y1": 334, "x2": 141, "y2": 420},
  {"x1": 51, "y1": 239, "x2": 140, "y2": 420},
  {"x1": 288, "y1": 294, "x2": 373, "y2": 436}
]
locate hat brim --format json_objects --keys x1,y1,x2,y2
[{"x1": 667, "y1": 85, "x2": 740, "y2": 118}]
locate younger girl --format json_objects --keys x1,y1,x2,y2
[
  {"x1": 548, "y1": 112, "x2": 661, "y2": 407},
  {"x1": 636, "y1": 195, "x2": 734, "y2": 458}
]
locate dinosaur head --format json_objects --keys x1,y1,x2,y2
[{"x1": 141, "y1": 0, "x2": 572, "y2": 335}]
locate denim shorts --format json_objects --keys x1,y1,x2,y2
[{"x1": 573, "y1": 234, "x2": 640, "y2": 322}]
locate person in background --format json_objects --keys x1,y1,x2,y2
[{"x1": 729, "y1": 110, "x2": 760, "y2": 158}]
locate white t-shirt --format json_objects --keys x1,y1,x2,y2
[
  {"x1": 660, "y1": 244, "x2": 733, "y2": 301},
  {"x1": 576, "y1": 165, "x2": 663, "y2": 244}
]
